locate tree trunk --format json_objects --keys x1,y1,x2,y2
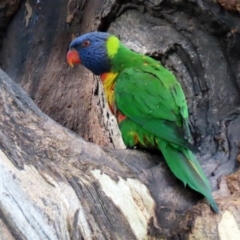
[{"x1": 0, "y1": 0, "x2": 240, "y2": 239}]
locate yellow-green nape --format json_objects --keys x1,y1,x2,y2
[{"x1": 106, "y1": 35, "x2": 120, "y2": 58}]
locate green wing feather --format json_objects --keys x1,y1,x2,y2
[
  {"x1": 115, "y1": 66, "x2": 218, "y2": 212},
  {"x1": 115, "y1": 67, "x2": 190, "y2": 149},
  {"x1": 158, "y1": 141, "x2": 218, "y2": 212}
]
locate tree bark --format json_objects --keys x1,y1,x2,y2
[{"x1": 0, "y1": 0, "x2": 240, "y2": 239}]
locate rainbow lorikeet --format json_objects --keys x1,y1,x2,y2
[{"x1": 67, "y1": 32, "x2": 218, "y2": 212}]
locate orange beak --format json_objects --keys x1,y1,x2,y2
[{"x1": 67, "y1": 49, "x2": 81, "y2": 67}]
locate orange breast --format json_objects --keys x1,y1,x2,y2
[
  {"x1": 100, "y1": 72, "x2": 118, "y2": 115},
  {"x1": 116, "y1": 110, "x2": 127, "y2": 123}
]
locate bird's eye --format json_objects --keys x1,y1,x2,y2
[{"x1": 82, "y1": 40, "x2": 90, "y2": 47}]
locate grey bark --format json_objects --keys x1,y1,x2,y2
[{"x1": 0, "y1": 0, "x2": 240, "y2": 239}]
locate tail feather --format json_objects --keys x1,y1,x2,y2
[{"x1": 158, "y1": 140, "x2": 219, "y2": 213}]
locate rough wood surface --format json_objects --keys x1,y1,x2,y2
[
  {"x1": 0, "y1": 0, "x2": 22, "y2": 46},
  {"x1": 0, "y1": 0, "x2": 117, "y2": 148},
  {"x1": 216, "y1": 0, "x2": 240, "y2": 12},
  {"x1": 0, "y1": 0, "x2": 240, "y2": 239},
  {"x1": 0, "y1": 66, "x2": 240, "y2": 239}
]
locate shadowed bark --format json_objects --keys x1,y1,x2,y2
[{"x1": 0, "y1": 0, "x2": 240, "y2": 239}]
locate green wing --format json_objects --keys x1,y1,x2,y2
[
  {"x1": 115, "y1": 67, "x2": 219, "y2": 212},
  {"x1": 115, "y1": 67, "x2": 191, "y2": 149}
]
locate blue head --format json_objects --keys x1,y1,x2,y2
[{"x1": 67, "y1": 32, "x2": 120, "y2": 75}]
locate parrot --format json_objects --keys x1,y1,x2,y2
[{"x1": 67, "y1": 31, "x2": 219, "y2": 213}]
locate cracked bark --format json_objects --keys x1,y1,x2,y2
[{"x1": 0, "y1": 0, "x2": 240, "y2": 239}]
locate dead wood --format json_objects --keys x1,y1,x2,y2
[{"x1": 0, "y1": 0, "x2": 240, "y2": 239}]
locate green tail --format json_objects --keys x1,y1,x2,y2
[{"x1": 158, "y1": 140, "x2": 219, "y2": 213}]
